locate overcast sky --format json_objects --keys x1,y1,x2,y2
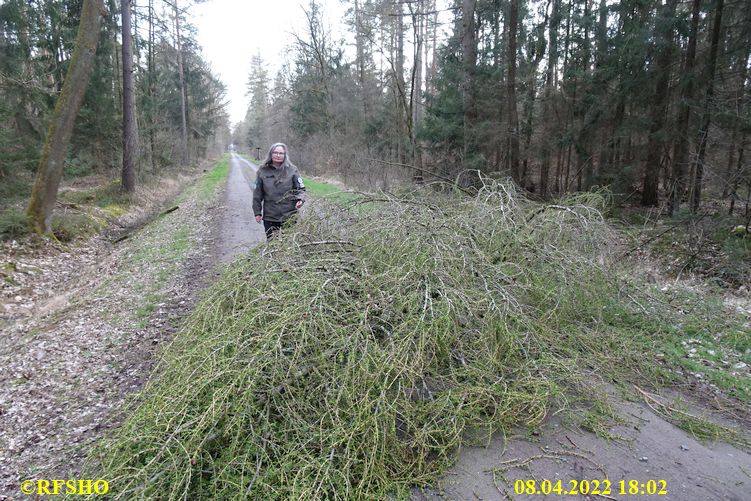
[{"x1": 193, "y1": 0, "x2": 348, "y2": 125}]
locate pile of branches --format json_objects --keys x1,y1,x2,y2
[{"x1": 89, "y1": 178, "x2": 637, "y2": 499}]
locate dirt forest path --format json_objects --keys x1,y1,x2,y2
[
  {"x1": 1, "y1": 159, "x2": 749, "y2": 500},
  {"x1": 0, "y1": 157, "x2": 267, "y2": 499},
  {"x1": 415, "y1": 394, "x2": 750, "y2": 500},
  {"x1": 218, "y1": 153, "x2": 265, "y2": 263}
]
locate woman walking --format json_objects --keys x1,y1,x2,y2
[{"x1": 252, "y1": 143, "x2": 306, "y2": 239}]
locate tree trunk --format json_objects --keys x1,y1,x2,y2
[
  {"x1": 729, "y1": 136, "x2": 745, "y2": 215},
  {"x1": 565, "y1": 143, "x2": 572, "y2": 191},
  {"x1": 114, "y1": 25, "x2": 122, "y2": 107},
  {"x1": 593, "y1": 0, "x2": 608, "y2": 183},
  {"x1": 507, "y1": 0, "x2": 521, "y2": 181},
  {"x1": 723, "y1": 116, "x2": 739, "y2": 200},
  {"x1": 148, "y1": 0, "x2": 157, "y2": 173},
  {"x1": 461, "y1": 0, "x2": 477, "y2": 167},
  {"x1": 723, "y1": 38, "x2": 749, "y2": 198},
  {"x1": 491, "y1": 4, "x2": 503, "y2": 169},
  {"x1": 121, "y1": 0, "x2": 138, "y2": 193},
  {"x1": 409, "y1": 0, "x2": 424, "y2": 171},
  {"x1": 411, "y1": 0, "x2": 424, "y2": 134},
  {"x1": 690, "y1": 0, "x2": 724, "y2": 213},
  {"x1": 562, "y1": 0, "x2": 575, "y2": 193},
  {"x1": 575, "y1": 0, "x2": 593, "y2": 192},
  {"x1": 354, "y1": 0, "x2": 369, "y2": 114},
  {"x1": 425, "y1": 0, "x2": 435, "y2": 95},
  {"x1": 174, "y1": 0, "x2": 188, "y2": 166},
  {"x1": 521, "y1": 8, "x2": 548, "y2": 189},
  {"x1": 396, "y1": 0, "x2": 406, "y2": 164},
  {"x1": 642, "y1": 0, "x2": 678, "y2": 206},
  {"x1": 668, "y1": 0, "x2": 701, "y2": 215},
  {"x1": 26, "y1": 0, "x2": 105, "y2": 234},
  {"x1": 540, "y1": 0, "x2": 560, "y2": 198}
]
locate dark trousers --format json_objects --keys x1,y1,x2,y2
[{"x1": 263, "y1": 220, "x2": 283, "y2": 239}]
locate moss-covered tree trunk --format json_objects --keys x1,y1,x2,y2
[{"x1": 26, "y1": 0, "x2": 105, "y2": 234}]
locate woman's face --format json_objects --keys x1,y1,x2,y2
[{"x1": 271, "y1": 147, "x2": 285, "y2": 166}]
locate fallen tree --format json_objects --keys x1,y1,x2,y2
[{"x1": 86, "y1": 177, "x2": 691, "y2": 499}]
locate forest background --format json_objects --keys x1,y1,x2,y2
[
  {"x1": 1, "y1": 1, "x2": 750, "y2": 497},
  {"x1": 0, "y1": 0, "x2": 749, "y2": 243}
]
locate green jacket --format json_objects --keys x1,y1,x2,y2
[{"x1": 252, "y1": 164, "x2": 306, "y2": 223}]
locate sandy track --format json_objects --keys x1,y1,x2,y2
[
  {"x1": 414, "y1": 393, "x2": 750, "y2": 500},
  {"x1": 217, "y1": 153, "x2": 265, "y2": 263},
  {"x1": 0, "y1": 163, "x2": 258, "y2": 499}
]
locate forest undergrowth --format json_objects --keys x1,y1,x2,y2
[{"x1": 85, "y1": 176, "x2": 749, "y2": 499}]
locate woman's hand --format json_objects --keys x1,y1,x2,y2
[{"x1": 255, "y1": 215, "x2": 263, "y2": 223}]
